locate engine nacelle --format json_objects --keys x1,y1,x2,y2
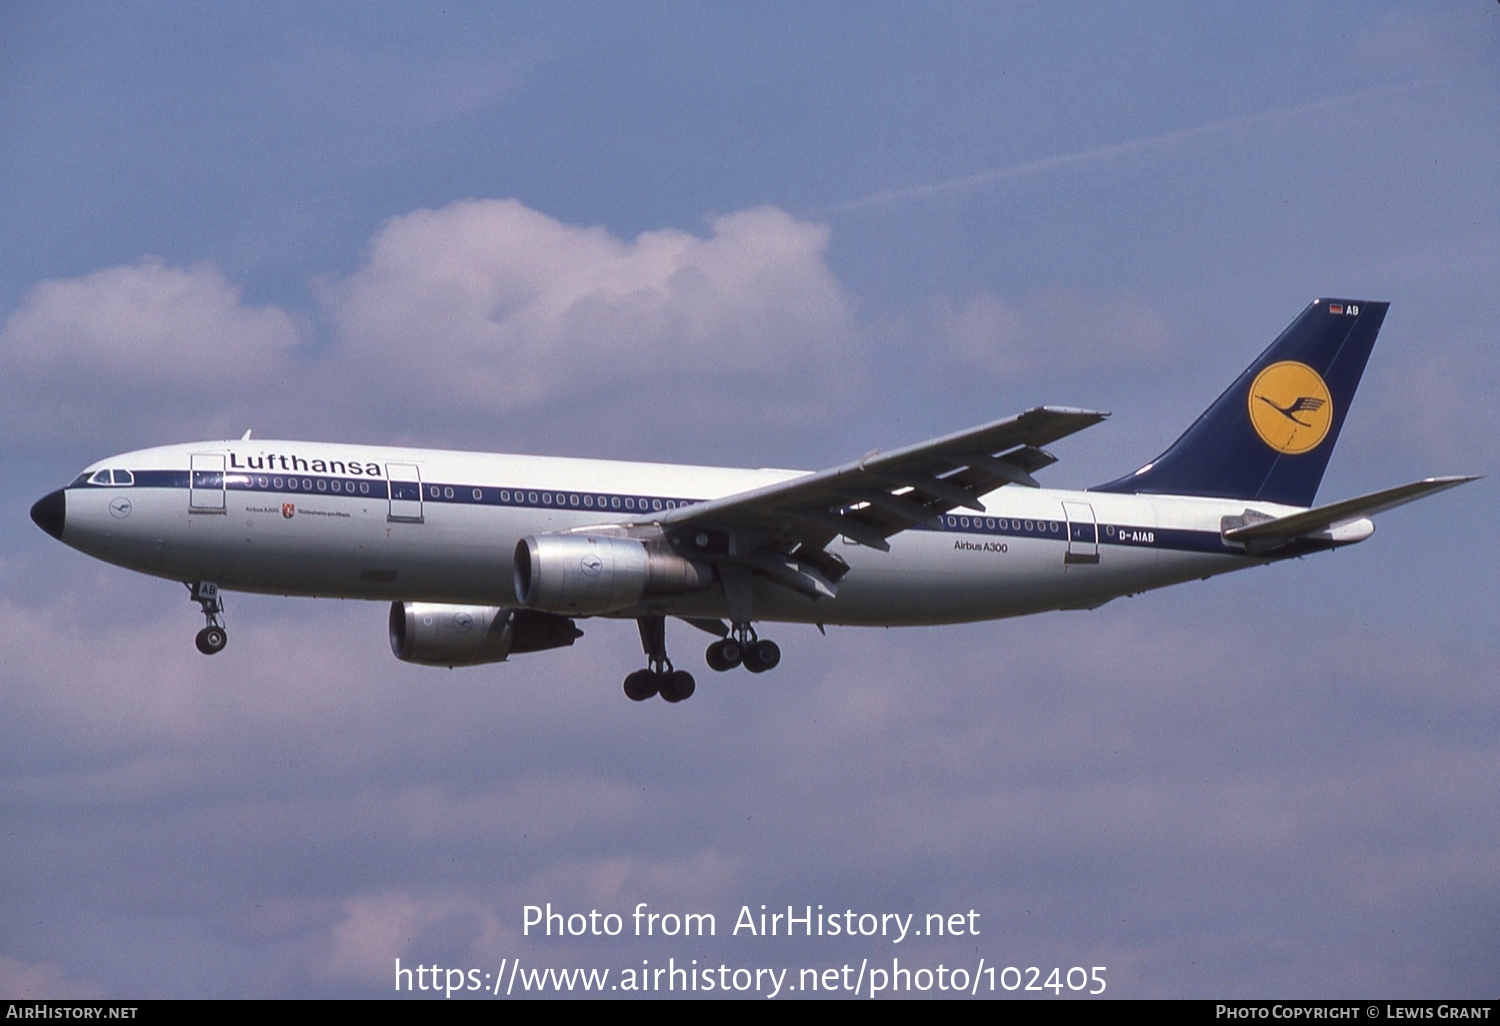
[
  {"x1": 389, "y1": 602, "x2": 582, "y2": 667},
  {"x1": 514, "y1": 533, "x2": 713, "y2": 615}
]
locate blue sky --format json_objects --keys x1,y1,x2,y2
[{"x1": 1, "y1": 1, "x2": 1496, "y2": 998}]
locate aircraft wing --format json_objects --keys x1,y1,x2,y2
[
  {"x1": 635, "y1": 406, "x2": 1108, "y2": 600},
  {"x1": 1222, "y1": 475, "x2": 1478, "y2": 553}
]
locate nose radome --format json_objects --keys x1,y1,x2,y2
[{"x1": 30, "y1": 490, "x2": 66, "y2": 540}]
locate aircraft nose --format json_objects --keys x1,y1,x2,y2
[{"x1": 30, "y1": 489, "x2": 66, "y2": 540}]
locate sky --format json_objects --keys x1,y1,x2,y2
[{"x1": 1, "y1": 1, "x2": 1497, "y2": 999}]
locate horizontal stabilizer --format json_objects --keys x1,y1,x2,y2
[{"x1": 1222, "y1": 475, "x2": 1478, "y2": 552}]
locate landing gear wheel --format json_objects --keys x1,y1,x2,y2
[
  {"x1": 188, "y1": 582, "x2": 227, "y2": 655},
  {"x1": 195, "y1": 625, "x2": 227, "y2": 655},
  {"x1": 705, "y1": 638, "x2": 743, "y2": 672},
  {"x1": 623, "y1": 669, "x2": 659, "y2": 701},
  {"x1": 743, "y1": 639, "x2": 780, "y2": 674},
  {"x1": 659, "y1": 670, "x2": 697, "y2": 703}
]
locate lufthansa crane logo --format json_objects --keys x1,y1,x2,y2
[{"x1": 1248, "y1": 361, "x2": 1333, "y2": 454}]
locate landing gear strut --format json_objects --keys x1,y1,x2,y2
[
  {"x1": 705, "y1": 622, "x2": 779, "y2": 674},
  {"x1": 188, "y1": 581, "x2": 227, "y2": 655},
  {"x1": 625, "y1": 615, "x2": 696, "y2": 703}
]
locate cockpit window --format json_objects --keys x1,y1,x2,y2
[{"x1": 85, "y1": 469, "x2": 134, "y2": 485}]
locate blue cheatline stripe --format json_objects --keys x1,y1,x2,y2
[
  {"x1": 920, "y1": 513, "x2": 1235, "y2": 554},
  {"x1": 72, "y1": 470, "x2": 1239, "y2": 556},
  {"x1": 77, "y1": 469, "x2": 708, "y2": 516}
]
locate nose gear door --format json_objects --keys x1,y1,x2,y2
[
  {"x1": 1062, "y1": 501, "x2": 1099, "y2": 564},
  {"x1": 190, "y1": 453, "x2": 226, "y2": 512}
]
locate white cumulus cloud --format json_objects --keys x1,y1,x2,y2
[
  {"x1": 323, "y1": 199, "x2": 858, "y2": 416},
  {"x1": 0, "y1": 258, "x2": 303, "y2": 448}
]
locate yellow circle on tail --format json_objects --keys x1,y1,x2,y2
[{"x1": 1248, "y1": 361, "x2": 1333, "y2": 454}]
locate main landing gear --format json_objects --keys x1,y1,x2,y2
[
  {"x1": 623, "y1": 617, "x2": 782, "y2": 702},
  {"x1": 705, "y1": 622, "x2": 780, "y2": 674},
  {"x1": 188, "y1": 581, "x2": 227, "y2": 655},
  {"x1": 624, "y1": 615, "x2": 696, "y2": 703}
]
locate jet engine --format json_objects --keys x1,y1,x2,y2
[
  {"x1": 389, "y1": 602, "x2": 582, "y2": 667},
  {"x1": 514, "y1": 533, "x2": 713, "y2": 615}
]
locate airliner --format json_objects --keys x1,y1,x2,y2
[{"x1": 30, "y1": 299, "x2": 1474, "y2": 702}]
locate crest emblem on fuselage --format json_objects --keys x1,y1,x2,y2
[
  {"x1": 1248, "y1": 361, "x2": 1333, "y2": 454},
  {"x1": 282, "y1": 503, "x2": 295, "y2": 518}
]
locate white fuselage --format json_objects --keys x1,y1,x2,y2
[{"x1": 57, "y1": 439, "x2": 1313, "y2": 627}]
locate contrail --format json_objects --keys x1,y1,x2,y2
[{"x1": 818, "y1": 79, "x2": 1424, "y2": 215}]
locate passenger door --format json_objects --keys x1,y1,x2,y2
[
  {"x1": 386, "y1": 463, "x2": 424, "y2": 522},
  {"x1": 1062, "y1": 501, "x2": 1099, "y2": 564},
  {"x1": 190, "y1": 453, "x2": 226, "y2": 512}
]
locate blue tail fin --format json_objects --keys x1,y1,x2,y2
[{"x1": 1092, "y1": 298, "x2": 1387, "y2": 507}]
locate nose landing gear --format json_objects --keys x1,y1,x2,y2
[
  {"x1": 188, "y1": 581, "x2": 227, "y2": 655},
  {"x1": 625, "y1": 615, "x2": 697, "y2": 702}
]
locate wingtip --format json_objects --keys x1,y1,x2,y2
[{"x1": 1037, "y1": 405, "x2": 1110, "y2": 418}]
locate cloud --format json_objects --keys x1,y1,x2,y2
[
  {"x1": 0, "y1": 258, "x2": 303, "y2": 449},
  {"x1": 323, "y1": 199, "x2": 858, "y2": 418},
  {"x1": 0, "y1": 201, "x2": 859, "y2": 460},
  {"x1": 923, "y1": 287, "x2": 1176, "y2": 382},
  {"x1": 2, "y1": 553, "x2": 1497, "y2": 995},
  {"x1": 318, "y1": 892, "x2": 506, "y2": 988},
  {"x1": 0, "y1": 954, "x2": 103, "y2": 999}
]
